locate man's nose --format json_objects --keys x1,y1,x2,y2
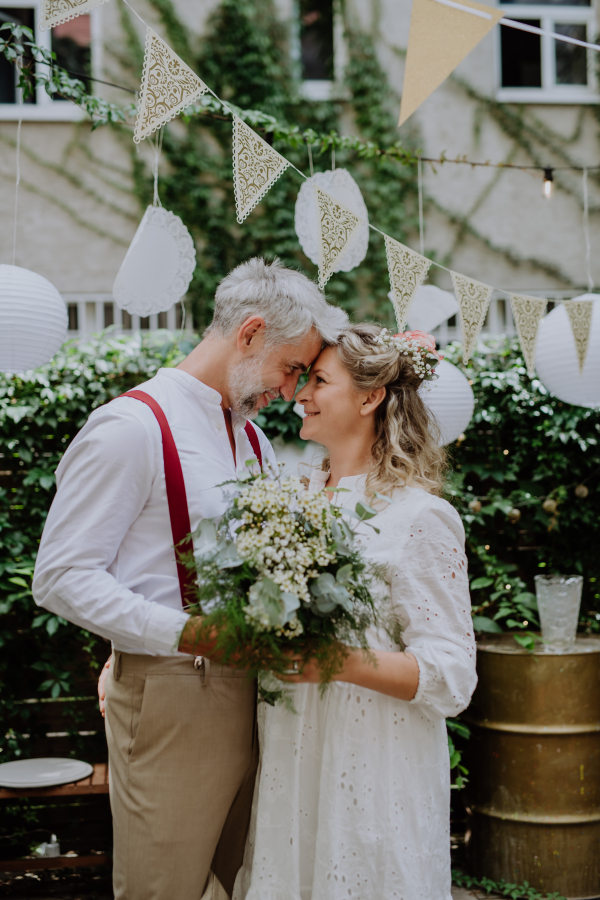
[{"x1": 280, "y1": 372, "x2": 302, "y2": 402}]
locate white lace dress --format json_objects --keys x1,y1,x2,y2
[{"x1": 233, "y1": 472, "x2": 477, "y2": 900}]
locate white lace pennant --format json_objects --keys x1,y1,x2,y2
[
  {"x1": 233, "y1": 117, "x2": 290, "y2": 224},
  {"x1": 510, "y1": 294, "x2": 547, "y2": 377},
  {"x1": 451, "y1": 272, "x2": 493, "y2": 363},
  {"x1": 384, "y1": 235, "x2": 432, "y2": 330},
  {"x1": 563, "y1": 298, "x2": 594, "y2": 373},
  {"x1": 315, "y1": 186, "x2": 362, "y2": 290},
  {"x1": 134, "y1": 28, "x2": 208, "y2": 143},
  {"x1": 39, "y1": 0, "x2": 108, "y2": 31}
]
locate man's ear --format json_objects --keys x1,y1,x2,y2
[
  {"x1": 359, "y1": 386, "x2": 386, "y2": 417},
  {"x1": 236, "y1": 316, "x2": 266, "y2": 352}
]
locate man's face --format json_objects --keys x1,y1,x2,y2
[{"x1": 229, "y1": 327, "x2": 323, "y2": 418}]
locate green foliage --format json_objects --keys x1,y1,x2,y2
[
  {"x1": 452, "y1": 869, "x2": 566, "y2": 900},
  {"x1": 444, "y1": 336, "x2": 600, "y2": 632},
  {"x1": 0, "y1": 21, "x2": 134, "y2": 127}
]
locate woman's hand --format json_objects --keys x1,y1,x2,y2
[
  {"x1": 98, "y1": 655, "x2": 112, "y2": 718},
  {"x1": 276, "y1": 647, "x2": 420, "y2": 701}
]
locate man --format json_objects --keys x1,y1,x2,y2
[{"x1": 32, "y1": 257, "x2": 348, "y2": 900}]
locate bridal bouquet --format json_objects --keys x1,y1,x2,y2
[{"x1": 183, "y1": 465, "x2": 382, "y2": 703}]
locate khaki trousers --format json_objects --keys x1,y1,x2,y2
[{"x1": 105, "y1": 651, "x2": 257, "y2": 900}]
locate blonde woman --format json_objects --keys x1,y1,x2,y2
[{"x1": 234, "y1": 324, "x2": 477, "y2": 900}]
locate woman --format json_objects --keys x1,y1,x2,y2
[{"x1": 233, "y1": 323, "x2": 477, "y2": 900}]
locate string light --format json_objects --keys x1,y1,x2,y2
[{"x1": 543, "y1": 168, "x2": 554, "y2": 199}]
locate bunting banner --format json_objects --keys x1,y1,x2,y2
[
  {"x1": 233, "y1": 117, "x2": 290, "y2": 224},
  {"x1": 451, "y1": 271, "x2": 493, "y2": 363},
  {"x1": 509, "y1": 294, "x2": 548, "y2": 377},
  {"x1": 563, "y1": 298, "x2": 594, "y2": 373},
  {"x1": 134, "y1": 28, "x2": 208, "y2": 143},
  {"x1": 39, "y1": 0, "x2": 109, "y2": 31},
  {"x1": 315, "y1": 187, "x2": 362, "y2": 291},
  {"x1": 384, "y1": 236, "x2": 432, "y2": 330},
  {"x1": 398, "y1": 0, "x2": 504, "y2": 126}
]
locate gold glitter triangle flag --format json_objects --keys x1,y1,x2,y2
[
  {"x1": 451, "y1": 271, "x2": 493, "y2": 363},
  {"x1": 384, "y1": 235, "x2": 432, "y2": 330},
  {"x1": 563, "y1": 298, "x2": 594, "y2": 373},
  {"x1": 510, "y1": 294, "x2": 547, "y2": 377},
  {"x1": 315, "y1": 187, "x2": 362, "y2": 290},
  {"x1": 134, "y1": 28, "x2": 208, "y2": 143},
  {"x1": 233, "y1": 117, "x2": 290, "y2": 224},
  {"x1": 39, "y1": 0, "x2": 109, "y2": 31}
]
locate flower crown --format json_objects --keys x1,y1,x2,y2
[{"x1": 374, "y1": 328, "x2": 443, "y2": 381}]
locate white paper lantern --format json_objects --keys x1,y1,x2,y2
[
  {"x1": 420, "y1": 360, "x2": 475, "y2": 445},
  {"x1": 113, "y1": 206, "x2": 196, "y2": 316},
  {"x1": 0, "y1": 265, "x2": 68, "y2": 375},
  {"x1": 295, "y1": 169, "x2": 369, "y2": 273},
  {"x1": 535, "y1": 293, "x2": 600, "y2": 408},
  {"x1": 406, "y1": 285, "x2": 458, "y2": 333}
]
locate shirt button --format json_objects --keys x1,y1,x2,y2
[{"x1": 215, "y1": 422, "x2": 222, "y2": 431}]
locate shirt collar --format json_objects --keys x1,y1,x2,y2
[{"x1": 157, "y1": 368, "x2": 223, "y2": 407}]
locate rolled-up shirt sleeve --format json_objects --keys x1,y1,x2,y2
[
  {"x1": 32, "y1": 407, "x2": 189, "y2": 655},
  {"x1": 390, "y1": 501, "x2": 477, "y2": 718}
]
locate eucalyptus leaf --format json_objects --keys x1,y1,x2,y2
[{"x1": 336, "y1": 564, "x2": 353, "y2": 585}]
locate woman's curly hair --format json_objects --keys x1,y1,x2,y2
[{"x1": 320, "y1": 323, "x2": 447, "y2": 497}]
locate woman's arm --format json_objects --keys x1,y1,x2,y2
[{"x1": 285, "y1": 647, "x2": 420, "y2": 701}]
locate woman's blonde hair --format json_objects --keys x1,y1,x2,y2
[{"x1": 321, "y1": 323, "x2": 447, "y2": 497}]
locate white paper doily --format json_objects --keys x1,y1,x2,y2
[
  {"x1": 295, "y1": 169, "x2": 369, "y2": 273},
  {"x1": 113, "y1": 206, "x2": 196, "y2": 316}
]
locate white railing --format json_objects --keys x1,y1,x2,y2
[
  {"x1": 62, "y1": 294, "x2": 191, "y2": 340},
  {"x1": 62, "y1": 291, "x2": 575, "y2": 346}
]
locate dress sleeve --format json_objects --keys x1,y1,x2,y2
[{"x1": 389, "y1": 499, "x2": 477, "y2": 718}]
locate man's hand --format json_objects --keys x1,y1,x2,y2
[
  {"x1": 98, "y1": 655, "x2": 112, "y2": 717},
  {"x1": 178, "y1": 616, "x2": 218, "y2": 657}
]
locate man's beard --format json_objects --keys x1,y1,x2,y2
[{"x1": 228, "y1": 352, "x2": 279, "y2": 418}]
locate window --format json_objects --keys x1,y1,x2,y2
[
  {"x1": 294, "y1": 0, "x2": 347, "y2": 101},
  {"x1": 0, "y1": 0, "x2": 100, "y2": 120},
  {"x1": 497, "y1": 1, "x2": 598, "y2": 103}
]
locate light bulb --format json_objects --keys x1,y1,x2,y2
[{"x1": 543, "y1": 168, "x2": 554, "y2": 199}]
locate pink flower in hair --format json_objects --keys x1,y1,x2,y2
[{"x1": 395, "y1": 330, "x2": 444, "y2": 361}]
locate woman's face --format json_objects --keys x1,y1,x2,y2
[{"x1": 296, "y1": 346, "x2": 366, "y2": 448}]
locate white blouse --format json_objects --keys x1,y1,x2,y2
[{"x1": 234, "y1": 472, "x2": 477, "y2": 900}]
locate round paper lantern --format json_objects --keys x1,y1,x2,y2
[
  {"x1": 0, "y1": 265, "x2": 68, "y2": 374},
  {"x1": 535, "y1": 293, "x2": 600, "y2": 408},
  {"x1": 295, "y1": 169, "x2": 369, "y2": 273},
  {"x1": 113, "y1": 206, "x2": 196, "y2": 316},
  {"x1": 420, "y1": 360, "x2": 475, "y2": 445}
]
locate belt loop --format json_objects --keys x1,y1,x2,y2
[{"x1": 114, "y1": 651, "x2": 122, "y2": 682}]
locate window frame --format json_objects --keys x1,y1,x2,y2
[
  {"x1": 293, "y1": 0, "x2": 348, "y2": 102},
  {"x1": 496, "y1": 2, "x2": 599, "y2": 103},
  {"x1": 0, "y1": 0, "x2": 102, "y2": 121}
]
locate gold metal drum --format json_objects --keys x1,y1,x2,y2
[{"x1": 465, "y1": 634, "x2": 600, "y2": 900}]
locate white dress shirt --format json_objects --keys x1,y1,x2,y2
[{"x1": 32, "y1": 368, "x2": 277, "y2": 656}]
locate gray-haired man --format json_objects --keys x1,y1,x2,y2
[{"x1": 33, "y1": 258, "x2": 348, "y2": 900}]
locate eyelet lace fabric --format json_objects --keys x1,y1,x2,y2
[{"x1": 233, "y1": 480, "x2": 477, "y2": 900}]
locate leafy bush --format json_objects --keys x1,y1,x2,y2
[{"x1": 444, "y1": 336, "x2": 600, "y2": 634}]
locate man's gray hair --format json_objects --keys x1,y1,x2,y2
[{"x1": 208, "y1": 257, "x2": 348, "y2": 345}]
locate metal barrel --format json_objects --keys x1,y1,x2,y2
[{"x1": 465, "y1": 634, "x2": 600, "y2": 900}]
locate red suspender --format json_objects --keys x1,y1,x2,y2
[
  {"x1": 244, "y1": 421, "x2": 263, "y2": 469},
  {"x1": 119, "y1": 391, "x2": 263, "y2": 609}
]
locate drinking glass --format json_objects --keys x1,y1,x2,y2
[{"x1": 534, "y1": 574, "x2": 583, "y2": 653}]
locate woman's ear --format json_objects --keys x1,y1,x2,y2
[{"x1": 359, "y1": 386, "x2": 386, "y2": 417}]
